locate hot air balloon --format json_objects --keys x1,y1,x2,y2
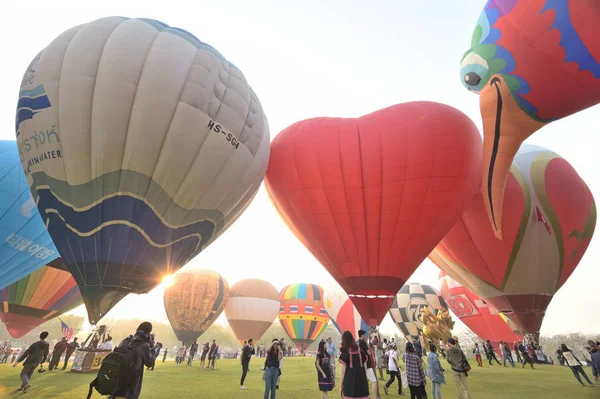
[
  {"x1": 0, "y1": 141, "x2": 58, "y2": 289},
  {"x1": 265, "y1": 102, "x2": 482, "y2": 326},
  {"x1": 323, "y1": 280, "x2": 367, "y2": 335},
  {"x1": 432, "y1": 144, "x2": 595, "y2": 334},
  {"x1": 278, "y1": 283, "x2": 329, "y2": 350},
  {"x1": 16, "y1": 17, "x2": 270, "y2": 324},
  {"x1": 225, "y1": 279, "x2": 280, "y2": 343},
  {"x1": 437, "y1": 269, "x2": 522, "y2": 353},
  {"x1": 0, "y1": 258, "x2": 82, "y2": 338},
  {"x1": 460, "y1": 0, "x2": 600, "y2": 238},
  {"x1": 388, "y1": 283, "x2": 447, "y2": 342},
  {"x1": 164, "y1": 269, "x2": 229, "y2": 344}
]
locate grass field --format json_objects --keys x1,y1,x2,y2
[{"x1": 0, "y1": 357, "x2": 598, "y2": 398}]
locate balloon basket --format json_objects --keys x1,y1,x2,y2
[{"x1": 70, "y1": 349, "x2": 111, "y2": 373}]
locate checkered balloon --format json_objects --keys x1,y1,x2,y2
[{"x1": 388, "y1": 283, "x2": 447, "y2": 341}]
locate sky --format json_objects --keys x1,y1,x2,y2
[{"x1": 2, "y1": 0, "x2": 599, "y2": 337}]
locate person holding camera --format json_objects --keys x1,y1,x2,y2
[
  {"x1": 12, "y1": 331, "x2": 50, "y2": 393},
  {"x1": 240, "y1": 338, "x2": 255, "y2": 389},
  {"x1": 263, "y1": 339, "x2": 283, "y2": 399},
  {"x1": 112, "y1": 322, "x2": 156, "y2": 399}
]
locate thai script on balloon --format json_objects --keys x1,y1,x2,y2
[
  {"x1": 207, "y1": 120, "x2": 240, "y2": 149},
  {"x1": 20, "y1": 125, "x2": 60, "y2": 152},
  {"x1": 4, "y1": 233, "x2": 56, "y2": 260},
  {"x1": 21, "y1": 53, "x2": 42, "y2": 88}
]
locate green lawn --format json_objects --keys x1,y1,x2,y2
[{"x1": 0, "y1": 357, "x2": 597, "y2": 398}]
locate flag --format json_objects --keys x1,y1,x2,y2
[{"x1": 60, "y1": 319, "x2": 74, "y2": 341}]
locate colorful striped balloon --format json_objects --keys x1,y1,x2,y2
[
  {"x1": 279, "y1": 283, "x2": 329, "y2": 350},
  {"x1": 0, "y1": 258, "x2": 82, "y2": 338},
  {"x1": 164, "y1": 268, "x2": 229, "y2": 344}
]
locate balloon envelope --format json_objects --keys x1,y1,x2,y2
[
  {"x1": 432, "y1": 144, "x2": 595, "y2": 333},
  {"x1": 164, "y1": 269, "x2": 229, "y2": 343},
  {"x1": 16, "y1": 17, "x2": 270, "y2": 324},
  {"x1": 0, "y1": 141, "x2": 58, "y2": 289},
  {"x1": 323, "y1": 280, "x2": 367, "y2": 335},
  {"x1": 225, "y1": 279, "x2": 280, "y2": 343},
  {"x1": 460, "y1": 0, "x2": 600, "y2": 238},
  {"x1": 265, "y1": 102, "x2": 481, "y2": 325},
  {"x1": 437, "y1": 269, "x2": 522, "y2": 351},
  {"x1": 278, "y1": 283, "x2": 329, "y2": 350},
  {"x1": 388, "y1": 283, "x2": 447, "y2": 342},
  {"x1": 0, "y1": 258, "x2": 82, "y2": 338}
]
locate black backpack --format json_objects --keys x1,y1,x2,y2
[{"x1": 87, "y1": 337, "x2": 141, "y2": 398}]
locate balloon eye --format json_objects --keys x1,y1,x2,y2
[{"x1": 464, "y1": 72, "x2": 482, "y2": 87}]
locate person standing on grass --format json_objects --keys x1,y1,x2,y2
[
  {"x1": 263, "y1": 339, "x2": 283, "y2": 399},
  {"x1": 187, "y1": 340, "x2": 198, "y2": 366},
  {"x1": 427, "y1": 344, "x2": 445, "y2": 399},
  {"x1": 48, "y1": 337, "x2": 68, "y2": 371},
  {"x1": 472, "y1": 344, "x2": 482, "y2": 368},
  {"x1": 176, "y1": 342, "x2": 186, "y2": 365},
  {"x1": 501, "y1": 341, "x2": 515, "y2": 368},
  {"x1": 560, "y1": 344, "x2": 595, "y2": 387},
  {"x1": 519, "y1": 343, "x2": 534, "y2": 369},
  {"x1": 446, "y1": 338, "x2": 471, "y2": 399},
  {"x1": 384, "y1": 341, "x2": 403, "y2": 396},
  {"x1": 240, "y1": 338, "x2": 255, "y2": 389},
  {"x1": 403, "y1": 342, "x2": 427, "y2": 399},
  {"x1": 316, "y1": 340, "x2": 334, "y2": 398},
  {"x1": 12, "y1": 331, "x2": 49, "y2": 394},
  {"x1": 326, "y1": 337, "x2": 338, "y2": 386},
  {"x1": 209, "y1": 339, "x2": 219, "y2": 369},
  {"x1": 591, "y1": 341, "x2": 600, "y2": 383},
  {"x1": 358, "y1": 329, "x2": 380, "y2": 399},
  {"x1": 339, "y1": 330, "x2": 370, "y2": 399},
  {"x1": 485, "y1": 340, "x2": 501, "y2": 366},
  {"x1": 513, "y1": 341, "x2": 522, "y2": 363},
  {"x1": 200, "y1": 342, "x2": 209, "y2": 368}
]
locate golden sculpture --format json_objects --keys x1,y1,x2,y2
[{"x1": 421, "y1": 307, "x2": 454, "y2": 346}]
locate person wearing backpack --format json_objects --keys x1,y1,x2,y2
[
  {"x1": 88, "y1": 321, "x2": 156, "y2": 399},
  {"x1": 12, "y1": 331, "x2": 50, "y2": 393},
  {"x1": 446, "y1": 338, "x2": 471, "y2": 399}
]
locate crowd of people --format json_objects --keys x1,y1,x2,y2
[{"x1": 4, "y1": 324, "x2": 600, "y2": 398}]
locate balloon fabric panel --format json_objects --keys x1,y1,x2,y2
[
  {"x1": 0, "y1": 141, "x2": 59, "y2": 289},
  {"x1": 16, "y1": 17, "x2": 270, "y2": 324},
  {"x1": 388, "y1": 283, "x2": 447, "y2": 342},
  {"x1": 278, "y1": 283, "x2": 329, "y2": 348},
  {"x1": 0, "y1": 259, "x2": 82, "y2": 338},
  {"x1": 432, "y1": 144, "x2": 595, "y2": 333},
  {"x1": 438, "y1": 270, "x2": 522, "y2": 348},
  {"x1": 265, "y1": 103, "x2": 482, "y2": 326},
  {"x1": 164, "y1": 269, "x2": 229, "y2": 343},
  {"x1": 225, "y1": 279, "x2": 280, "y2": 342},
  {"x1": 460, "y1": 0, "x2": 600, "y2": 238}
]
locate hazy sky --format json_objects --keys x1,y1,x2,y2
[{"x1": 2, "y1": 0, "x2": 599, "y2": 336}]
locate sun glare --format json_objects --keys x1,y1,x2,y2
[{"x1": 162, "y1": 274, "x2": 175, "y2": 287}]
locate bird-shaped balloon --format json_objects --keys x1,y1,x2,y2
[{"x1": 460, "y1": 0, "x2": 600, "y2": 239}]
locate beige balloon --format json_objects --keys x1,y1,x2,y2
[{"x1": 225, "y1": 279, "x2": 280, "y2": 343}]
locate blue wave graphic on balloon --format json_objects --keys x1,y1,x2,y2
[
  {"x1": 36, "y1": 188, "x2": 216, "y2": 291},
  {"x1": 15, "y1": 85, "x2": 51, "y2": 134}
]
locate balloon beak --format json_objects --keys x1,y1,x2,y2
[{"x1": 479, "y1": 74, "x2": 546, "y2": 240}]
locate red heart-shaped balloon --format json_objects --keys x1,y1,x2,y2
[{"x1": 265, "y1": 102, "x2": 482, "y2": 325}]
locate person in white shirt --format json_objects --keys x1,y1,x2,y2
[
  {"x1": 384, "y1": 342, "x2": 403, "y2": 396},
  {"x1": 99, "y1": 337, "x2": 114, "y2": 351}
]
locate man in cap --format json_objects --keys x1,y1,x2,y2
[{"x1": 112, "y1": 321, "x2": 156, "y2": 399}]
